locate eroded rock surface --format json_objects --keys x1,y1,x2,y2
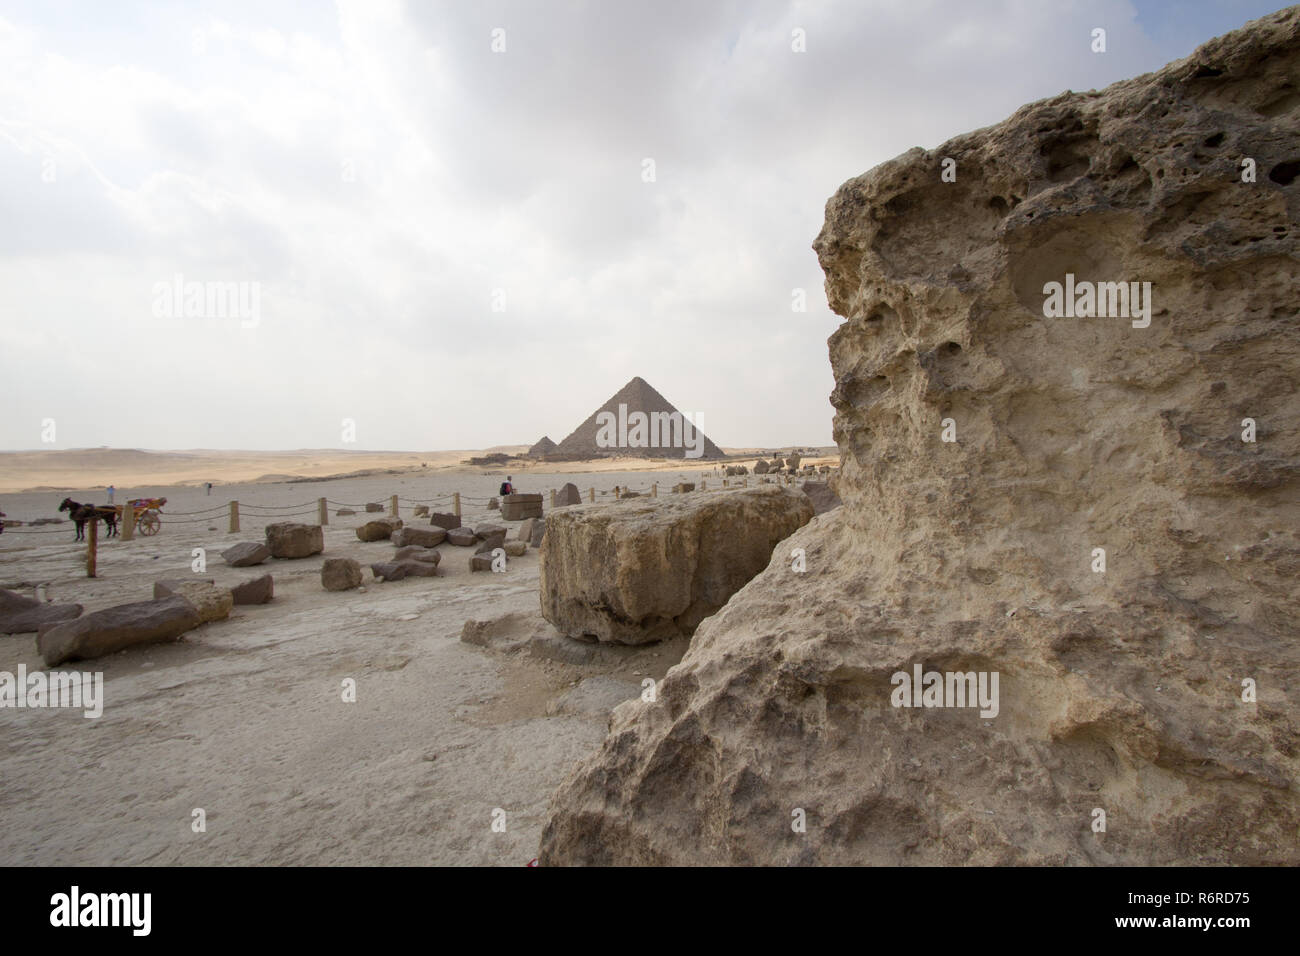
[{"x1": 541, "y1": 9, "x2": 1300, "y2": 865}]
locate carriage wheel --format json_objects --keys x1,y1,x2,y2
[{"x1": 138, "y1": 512, "x2": 161, "y2": 536}]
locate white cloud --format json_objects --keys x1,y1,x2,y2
[{"x1": 0, "y1": 0, "x2": 1228, "y2": 450}]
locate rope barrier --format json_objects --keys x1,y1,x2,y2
[{"x1": 159, "y1": 504, "x2": 228, "y2": 516}]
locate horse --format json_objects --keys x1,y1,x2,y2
[{"x1": 58, "y1": 498, "x2": 118, "y2": 541}]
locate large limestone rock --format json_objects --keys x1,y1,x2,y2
[
  {"x1": 0, "y1": 589, "x2": 81, "y2": 634},
  {"x1": 153, "y1": 580, "x2": 233, "y2": 623},
  {"x1": 393, "y1": 546, "x2": 441, "y2": 565},
  {"x1": 265, "y1": 522, "x2": 324, "y2": 558},
  {"x1": 541, "y1": 9, "x2": 1300, "y2": 866},
  {"x1": 321, "y1": 558, "x2": 362, "y2": 591},
  {"x1": 540, "y1": 485, "x2": 813, "y2": 645},
  {"x1": 38, "y1": 596, "x2": 202, "y2": 666},
  {"x1": 230, "y1": 574, "x2": 273, "y2": 605},
  {"x1": 392, "y1": 526, "x2": 446, "y2": 549},
  {"x1": 446, "y1": 527, "x2": 477, "y2": 547},
  {"x1": 356, "y1": 518, "x2": 401, "y2": 542},
  {"x1": 429, "y1": 512, "x2": 461, "y2": 530},
  {"x1": 501, "y1": 493, "x2": 543, "y2": 520},
  {"x1": 554, "y1": 483, "x2": 582, "y2": 507},
  {"x1": 221, "y1": 542, "x2": 269, "y2": 567}
]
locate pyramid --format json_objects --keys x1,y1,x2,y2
[
  {"x1": 553, "y1": 377, "x2": 724, "y2": 460},
  {"x1": 528, "y1": 435, "x2": 558, "y2": 457}
]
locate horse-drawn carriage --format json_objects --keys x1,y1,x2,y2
[
  {"x1": 58, "y1": 496, "x2": 167, "y2": 540},
  {"x1": 118, "y1": 497, "x2": 167, "y2": 536}
]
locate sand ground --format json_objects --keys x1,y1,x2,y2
[
  {"x1": 0, "y1": 447, "x2": 835, "y2": 495},
  {"x1": 0, "y1": 469, "x2": 724, "y2": 865}
]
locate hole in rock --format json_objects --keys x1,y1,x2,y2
[
  {"x1": 988, "y1": 196, "x2": 1009, "y2": 215},
  {"x1": 1203, "y1": 132, "x2": 1225, "y2": 148},
  {"x1": 943, "y1": 341, "x2": 962, "y2": 354},
  {"x1": 1267, "y1": 160, "x2": 1300, "y2": 185},
  {"x1": 1191, "y1": 64, "x2": 1224, "y2": 79}
]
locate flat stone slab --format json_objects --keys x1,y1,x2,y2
[
  {"x1": 221, "y1": 542, "x2": 270, "y2": 567},
  {"x1": 393, "y1": 526, "x2": 446, "y2": 549},
  {"x1": 446, "y1": 528, "x2": 477, "y2": 547}
]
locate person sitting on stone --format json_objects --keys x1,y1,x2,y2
[{"x1": 499, "y1": 476, "x2": 515, "y2": 496}]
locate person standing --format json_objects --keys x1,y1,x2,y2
[
  {"x1": 206, "y1": 482, "x2": 212, "y2": 496},
  {"x1": 107, "y1": 485, "x2": 115, "y2": 504}
]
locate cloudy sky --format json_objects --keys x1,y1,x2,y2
[{"x1": 0, "y1": 0, "x2": 1285, "y2": 451}]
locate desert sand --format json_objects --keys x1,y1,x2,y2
[
  {"x1": 0, "y1": 447, "x2": 834, "y2": 495},
  {"x1": 0, "y1": 465, "x2": 747, "y2": 865}
]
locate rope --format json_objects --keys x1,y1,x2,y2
[{"x1": 159, "y1": 504, "x2": 227, "y2": 516}]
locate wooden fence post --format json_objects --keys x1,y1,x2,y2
[
  {"x1": 452, "y1": 493, "x2": 461, "y2": 518},
  {"x1": 651, "y1": 482, "x2": 657, "y2": 498},
  {"x1": 229, "y1": 501, "x2": 240, "y2": 533},
  {"x1": 701, "y1": 479, "x2": 707, "y2": 491},
  {"x1": 319, "y1": 498, "x2": 329, "y2": 525},
  {"x1": 86, "y1": 519, "x2": 97, "y2": 578},
  {"x1": 121, "y1": 503, "x2": 135, "y2": 541},
  {"x1": 550, "y1": 489, "x2": 556, "y2": 509},
  {"x1": 588, "y1": 487, "x2": 595, "y2": 503},
  {"x1": 390, "y1": 494, "x2": 398, "y2": 517}
]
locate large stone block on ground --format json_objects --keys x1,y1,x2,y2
[
  {"x1": 221, "y1": 541, "x2": 270, "y2": 567},
  {"x1": 265, "y1": 522, "x2": 324, "y2": 558},
  {"x1": 501, "y1": 494, "x2": 543, "y2": 520},
  {"x1": 356, "y1": 518, "x2": 402, "y2": 542},
  {"x1": 0, "y1": 590, "x2": 82, "y2": 634},
  {"x1": 153, "y1": 580, "x2": 233, "y2": 623},
  {"x1": 321, "y1": 558, "x2": 362, "y2": 591},
  {"x1": 554, "y1": 483, "x2": 581, "y2": 506},
  {"x1": 540, "y1": 9, "x2": 1300, "y2": 867},
  {"x1": 540, "y1": 485, "x2": 813, "y2": 645},
  {"x1": 429, "y1": 512, "x2": 461, "y2": 531},
  {"x1": 392, "y1": 526, "x2": 446, "y2": 548},
  {"x1": 231, "y1": 574, "x2": 273, "y2": 605},
  {"x1": 469, "y1": 553, "x2": 500, "y2": 572},
  {"x1": 38, "y1": 596, "x2": 201, "y2": 666},
  {"x1": 393, "y1": 546, "x2": 440, "y2": 565},
  {"x1": 446, "y1": 527, "x2": 477, "y2": 547},
  {"x1": 372, "y1": 560, "x2": 441, "y2": 582},
  {"x1": 475, "y1": 531, "x2": 507, "y2": 554}
]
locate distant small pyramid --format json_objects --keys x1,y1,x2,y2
[
  {"x1": 553, "y1": 377, "x2": 724, "y2": 460},
  {"x1": 528, "y1": 435, "x2": 558, "y2": 457}
]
